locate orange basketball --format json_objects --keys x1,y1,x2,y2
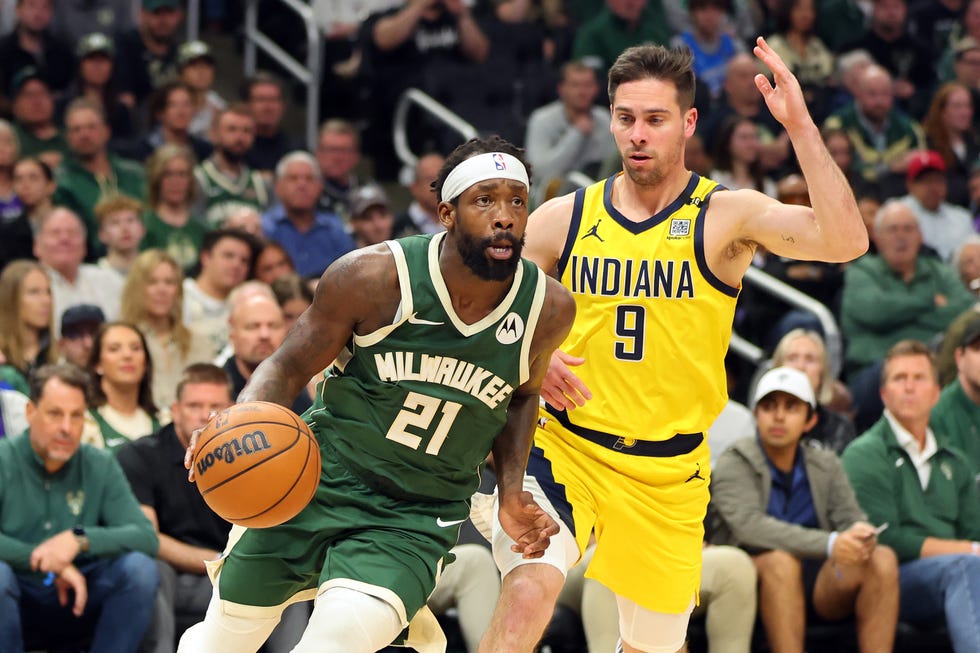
[{"x1": 193, "y1": 401, "x2": 320, "y2": 528}]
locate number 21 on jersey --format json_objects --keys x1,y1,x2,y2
[{"x1": 385, "y1": 391, "x2": 462, "y2": 455}]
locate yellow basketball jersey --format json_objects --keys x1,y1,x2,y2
[{"x1": 553, "y1": 172, "x2": 738, "y2": 441}]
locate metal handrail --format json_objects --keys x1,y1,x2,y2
[
  {"x1": 243, "y1": 0, "x2": 321, "y2": 151},
  {"x1": 393, "y1": 88, "x2": 478, "y2": 170},
  {"x1": 743, "y1": 265, "x2": 843, "y2": 378}
]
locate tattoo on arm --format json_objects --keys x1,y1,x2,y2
[{"x1": 781, "y1": 234, "x2": 796, "y2": 243}]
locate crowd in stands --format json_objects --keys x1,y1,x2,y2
[{"x1": 2, "y1": 0, "x2": 980, "y2": 651}]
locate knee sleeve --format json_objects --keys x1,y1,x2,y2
[
  {"x1": 177, "y1": 585, "x2": 285, "y2": 653},
  {"x1": 291, "y1": 587, "x2": 403, "y2": 653},
  {"x1": 616, "y1": 594, "x2": 693, "y2": 653}
]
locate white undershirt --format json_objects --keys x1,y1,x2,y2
[{"x1": 884, "y1": 409, "x2": 937, "y2": 490}]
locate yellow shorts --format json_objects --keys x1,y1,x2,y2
[{"x1": 528, "y1": 410, "x2": 710, "y2": 614}]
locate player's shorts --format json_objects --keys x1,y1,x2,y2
[
  {"x1": 509, "y1": 407, "x2": 710, "y2": 614},
  {"x1": 213, "y1": 441, "x2": 468, "y2": 626}
]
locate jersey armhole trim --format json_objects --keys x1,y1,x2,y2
[
  {"x1": 519, "y1": 267, "x2": 548, "y2": 385},
  {"x1": 352, "y1": 240, "x2": 413, "y2": 348},
  {"x1": 693, "y1": 187, "x2": 740, "y2": 298},
  {"x1": 556, "y1": 187, "x2": 586, "y2": 279}
]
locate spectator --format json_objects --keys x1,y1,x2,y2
[
  {"x1": 125, "y1": 81, "x2": 213, "y2": 164},
  {"x1": 54, "y1": 98, "x2": 147, "y2": 257},
  {"x1": 116, "y1": 363, "x2": 309, "y2": 653},
  {"x1": 222, "y1": 205, "x2": 265, "y2": 241},
  {"x1": 0, "y1": 259, "x2": 55, "y2": 379},
  {"x1": 270, "y1": 273, "x2": 313, "y2": 332},
  {"x1": 34, "y1": 208, "x2": 123, "y2": 337},
  {"x1": 948, "y1": 36, "x2": 980, "y2": 117},
  {"x1": 685, "y1": 131, "x2": 713, "y2": 177},
  {"x1": 953, "y1": 234, "x2": 980, "y2": 296},
  {"x1": 93, "y1": 194, "x2": 146, "y2": 280},
  {"x1": 194, "y1": 105, "x2": 270, "y2": 229},
  {"x1": 114, "y1": 0, "x2": 184, "y2": 108},
  {"x1": 121, "y1": 250, "x2": 213, "y2": 415},
  {"x1": 243, "y1": 72, "x2": 293, "y2": 177},
  {"x1": 224, "y1": 292, "x2": 312, "y2": 415},
  {"x1": 841, "y1": 0, "x2": 936, "y2": 117},
  {"x1": 9, "y1": 67, "x2": 67, "y2": 170},
  {"x1": 56, "y1": 303, "x2": 105, "y2": 369},
  {"x1": 348, "y1": 184, "x2": 394, "y2": 249},
  {"x1": 841, "y1": 200, "x2": 974, "y2": 430},
  {"x1": 0, "y1": 382, "x2": 28, "y2": 439},
  {"x1": 392, "y1": 152, "x2": 445, "y2": 238},
  {"x1": 921, "y1": 83, "x2": 979, "y2": 209},
  {"x1": 10, "y1": 156, "x2": 54, "y2": 235},
  {"x1": 178, "y1": 41, "x2": 226, "y2": 141},
  {"x1": 261, "y1": 151, "x2": 355, "y2": 279},
  {"x1": 671, "y1": 0, "x2": 742, "y2": 100},
  {"x1": 60, "y1": 33, "x2": 137, "y2": 147},
  {"x1": 772, "y1": 328, "x2": 857, "y2": 455},
  {"x1": 140, "y1": 144, "x2": 208, "y2": 274},
  {"x1": 706, "y1": 398, "x2": 757, "y2": 466},
  {"x1": 824, "y1": 64, "x2": 926, "y2": 199},
  {"x1": 842, "y1": 340, "x2": 980, "y2": 653},
  {"x1": 82, "y1": 322, "x2": 159, "y2": 450},
  {"x1": 48, "y1": 0, "x2": 136, "y2": 48},
  {"x1": 702, "y1": 53, "x2": 788, "y2": 172},
  {"x1": 362, "y1": 0, "x2": 490, "y2": 179},
  {"x1": 0, "y1": 363, "x2": 159, "y2": 653},
  {"x1": 898, "y1": 150, "x2": 977, "y2": 262},
  {"x1": 314, "y1": 118, "x2": 363, "y2": 222},
  {"x1": 826, "y1": 48, "x2": 874, "y2": 118},
  {"x1": 710, "y1": 115, "x2": 777, "y2": 195},
  {"x1": 571, "y1": 0, "x2": 673, "y2": 72},
  {"x1": 182, "y1": 228, "x2": 256, "y2": 357},
  {"x1": 524, "y1": 61, "x2": 616, "y2": 208},
  {"x1": 0, "y1": 0, "x2": 75, "y2": 101},
  {"x1": 932, "y1": 317, "x2": 980, "y2": 473},
  {"x1": 0, "y1": 122, "x2": 33, "y2": 270},
  {"x1": 711, "y1": 366, "x2": 899, "y2": 653},
  {"x1": 764, "y1": 0, "x2": 835, "y2": 123},
  {"x1": 253, "y1": 241, "x2": 295, "y2": 286},
  {"x1": 911, "y1": 0, "x2": 966, "y2": 54}
]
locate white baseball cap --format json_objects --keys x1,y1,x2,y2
[{"x1": 751, "y1": 366, "x2": 816, "y2": 410}]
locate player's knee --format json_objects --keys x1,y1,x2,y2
[
  {"x1": 502, "y1": 565, "x2": 564, "y2": 613},
  {"x1": 292, "y1": 587, "x2": 402, "y2": 653}
]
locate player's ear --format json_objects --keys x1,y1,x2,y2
[{"x1": 437, "y1": 200, "x2": 456, "y2": 228}]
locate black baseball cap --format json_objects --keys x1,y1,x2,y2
[
  {"x1": 61, "y1": 304, "x2": 106, "y2": 337},
  {"x1": 8, "y1": 66, "x2": 46, "y2": 98}
]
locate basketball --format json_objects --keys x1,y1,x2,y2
[{"x1": 193, "y1": 401, "x2": 320, "y2": 528}]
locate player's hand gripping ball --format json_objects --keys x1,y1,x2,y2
[{"x1": 193, "y1": 401, "x2": 320, "y2": 528}]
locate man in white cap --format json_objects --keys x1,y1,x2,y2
[
  {"x1": 178, "y1": 135, "x2": 576, "y2": 653},
  {"x1": 710, "y1": 366, "x2": 899, "y2": 653}
]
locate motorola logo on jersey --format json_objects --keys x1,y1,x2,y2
[{"x1": 495, "y1": 312, "x2": 525, "y2": 344}]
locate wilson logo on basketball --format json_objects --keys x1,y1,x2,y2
[{"x1": 196, "y1": 430, "x2": 273, "y2": 477}]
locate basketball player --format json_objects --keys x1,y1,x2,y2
[
  {"x1": 478, "y1": 38, "x2": 869, "y2": 653},
  {"x1": 177, "y1": 135, "x2": 576, "y2": 653}
]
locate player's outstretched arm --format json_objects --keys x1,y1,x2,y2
[
  {"x1": 239, "y1": 245, "x2": 399, "y2": 406},
  {"x1": 493, "y1": 277, "x2": 576, "y2": 557},
  {"x1": 719, "y1": 37, "x2": 867, "y2": 266}
]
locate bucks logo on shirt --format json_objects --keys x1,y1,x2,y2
[{"x1": 307, "y1": 232, "x2": 546, "y2": 502}]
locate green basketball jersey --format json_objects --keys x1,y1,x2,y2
[
  {"x1": 307, "y1": 232, "x2": 547, "y2": 503},
  {"x1": 193, "y1": 159, "x2": 269, "y2": 229}
]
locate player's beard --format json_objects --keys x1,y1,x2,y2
[{"x1": 455, "y1": 229, "x2": 524, "y2": 281}]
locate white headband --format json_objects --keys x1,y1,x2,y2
[{"x1": 440, "y1": 152, "x2": 529, "y2": 202}]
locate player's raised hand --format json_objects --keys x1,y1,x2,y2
[
  {"x1": 499, "y1": 491, "x2": 560, "y2": 559},
  {"x1": 752, "y1": 36, "x2": 811, "y2": 133},
  {"x1": 541, "y1": 350, "x2": 592, "y2": 411}
]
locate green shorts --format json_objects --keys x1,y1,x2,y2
[{"x1": 216, "y1": 440, "x2": 469, "y2": 623}]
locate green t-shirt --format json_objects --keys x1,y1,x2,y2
[{"x1": 140, "y1": 210, "x2": 209, "y2": 274}]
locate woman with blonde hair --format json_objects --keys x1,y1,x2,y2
[
  {"x1": 771, "y1": 328, "x2": 856, "y2": 455},
  {"x1": 0, "y1": 260, "x2": 56, "y2": 381},
  {"x1": 921, "y1": 81, "x2": 980, "y2": 208},
  {"x1": 141, "y1": 144, "x2": 208, "y2": 273},
  {"x1": 83, "y1": 321, "x2": 160, "y2": 450},
  {"x1": 121, "y1": 249, "x2": 212, "y2": 415}
]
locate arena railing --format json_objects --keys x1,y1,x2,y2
[
  {"x1": 241, "y1": 0, "x2": 321, "y2": 151},
  {"x1": 393, "y1": 88, "x2": 478, "y2": 172}
]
